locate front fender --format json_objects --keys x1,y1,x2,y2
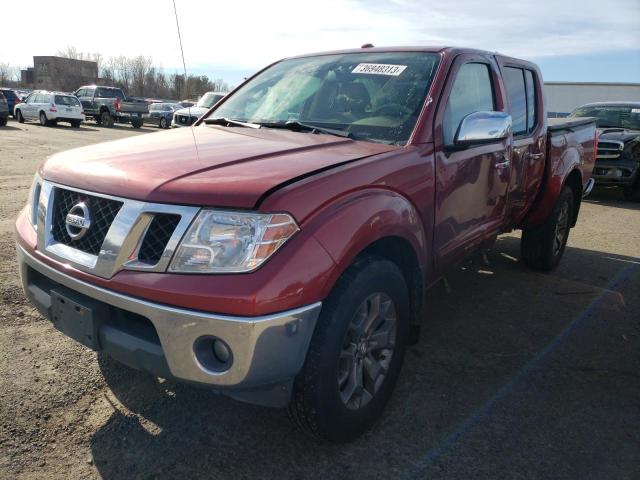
[{"x1": 305, "y1": 188, "x2": 428, "y2": 295}]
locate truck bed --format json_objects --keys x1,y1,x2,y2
[{"x1": 547, "y1": 117, "x2": 596, "y2": 132}]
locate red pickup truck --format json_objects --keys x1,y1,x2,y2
[{"x1": 16, "y1": 47, "x2": 596, "y2": 442}]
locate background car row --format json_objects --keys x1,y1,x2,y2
[
  {"x1": 0, "y1": 85, "x2": 227, "y2": 130},
  {"x1": 2, "y1": 85, "x2": 637, "y2": 202}
]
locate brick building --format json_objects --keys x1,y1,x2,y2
[{"x1": 21, "y1": 56, "x2": 98, "y2": 92}]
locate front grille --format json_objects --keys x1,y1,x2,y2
[
  {"x1": 597, "y1": 140, "x2": 624, "y2": 160},
  {"x1": 51, "y1": 188, "x2": 123, "y2": 255},
  {"x1": 137, "y1": 214, "x2": 181, "y2": 265},
  {"x1": 177, "y1": 115, "x2": 197, "y2": 125}
]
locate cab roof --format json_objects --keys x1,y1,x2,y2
[{"x1": 287, "y1": 46, "x2": 496, "y2": 60}]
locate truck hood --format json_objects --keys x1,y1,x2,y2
[
  {"x1": 598, "y1": 128, "x2": 640, "y2": 143},
  {"x1": 42, "y1": 125, "x2": 396, "y2": 208}
]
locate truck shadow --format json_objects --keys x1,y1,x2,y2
[
  {"x1": 90, "y1": 237, "x2": 639, "y2": 479},
  {"x1": 585, "y1": 186, "x2": 640, "y2": 211},
  {"x1": 82, "y1": 121, "x2": 158, "y2": 133}
]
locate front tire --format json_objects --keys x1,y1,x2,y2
[
  {"x1": 16, "y1": 110, "x2": 24, "y2": 123},
  {"x1": 160, "y1": 117, "x2": 168, "y2": 129},
  {"x1": 288, "y1": 257, "x2": 410, "y2": 442},
  {"x1": 131, "y1": 118, "x2": 143, "y2": 129},
  {"x1": 70, "y1": 120, "x2": 81, "y2": 128},
  {"x1": 521, "y1": 185, "x2": 574, "y2": 271}
]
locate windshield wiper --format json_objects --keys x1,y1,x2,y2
[
  {"x1": 204, "y1": 117, "x2": 261, "y2": 129},
  {"x1": 258, "y1": 120, "x2": 354, "y2": 139}
]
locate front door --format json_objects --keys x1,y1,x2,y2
[{"x1": 433, "y1": 55, "x2": 511, "y2": 273}]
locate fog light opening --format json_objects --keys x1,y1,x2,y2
[{"x1": 194, "y1": 336, "x2": 233, "y2": 373}]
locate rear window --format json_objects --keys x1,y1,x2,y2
[
  {"x1": 1, "y1": 89, "x2": 17, "y2": 100},
  {"x1": 55, "y1": 95, "x2": 80, "y2": 106},
  {"x1": 96, "y1": 88, "x2": 125, "y2": 100}
]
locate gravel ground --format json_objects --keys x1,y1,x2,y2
[{"x1": 1, "y1": 117, "x2": 638, "y2": 479}]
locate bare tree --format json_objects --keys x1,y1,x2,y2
[
  {"x1": 0, "y1": 63, "x2": 19, "y2": 85},
  {"x1": 46, "y1": 47, "x2": 232, "y2": 99}
]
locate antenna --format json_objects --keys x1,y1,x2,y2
[
  {"x1": 171, "y1": 0, "x2": 199, "y2": 158},
  {"x1": 172, "y1": 0, "x2": 188, "y2": 100}
]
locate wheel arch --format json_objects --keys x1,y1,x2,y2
[
  {"x1": 564, "y1": 168, "x2": 583, "y2": 227},
  {"x1": 352, "y1": 236, "x2": 424, "y2": 327},
  {"x1": 307, "y1": 188, "x2": 428, "y2": 326}
]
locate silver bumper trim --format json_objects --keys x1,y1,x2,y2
[
  {"x1": 583, "y1": 178, "x2": 595, "y2": 198},
  {"x1": 18, "y1": 244, "x2": 322, "y2": 388}
]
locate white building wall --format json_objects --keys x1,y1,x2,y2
[{"x1": 544, "y1": 82, "x2": 640, "y2": 116}]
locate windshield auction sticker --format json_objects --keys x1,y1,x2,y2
[{"x1": 352, "y1": 63, "x2": 407, "y2": 76}]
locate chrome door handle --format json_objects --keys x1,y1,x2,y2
[
  {"x1": 495, "y1": 160, "x2": 510, "y2": 168},
  {"x1": 529, "y1": 152, "x2": 544, "y2": 159}
]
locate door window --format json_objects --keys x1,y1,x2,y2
[
  {"x1": 503, "y1": 67, "x2": 527, "y2": 135},
  {"x1": 524, "y1": 70, "x2": 537, "y2": 133},
  {"x1": 443, "y1": 63, "x2": 495, "y2": 146}
]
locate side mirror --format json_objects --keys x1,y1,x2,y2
[{"x1": 454, "y1": 111, "x2": 512, "y2": 148}]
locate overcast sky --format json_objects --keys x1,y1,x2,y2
[{"x1": 2, "y1": 0, "x2": 639, "y2": 85}]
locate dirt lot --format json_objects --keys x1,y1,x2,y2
[{"x1": 1, "y1": 118, "x2": 638, "y2": 479}]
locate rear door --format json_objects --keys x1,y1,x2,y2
[
  {"x1": 147, "y1": 104, "x2": 161, "y2": 125},
  {"x1": 25, "y1": 94, "x2": 40, "y2": 119},
  {"x1": 433, "y1": 54, "x2": 511, "y2": 273},
  {"x1": 497, "y1": 61, "x2": 545, "y2": 227}
]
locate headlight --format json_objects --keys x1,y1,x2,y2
[
  {"x1": 25, "y1": 173, "x2": 42, "y2": 229},
  {"x1": 169, "y1": 210, "x2": 299, "y2": 273}
]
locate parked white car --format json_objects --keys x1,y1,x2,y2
[
  {"x1": 15, "y1": 91, "x2": 85, "y2": 127},
  {"x1": 172, "y1": 91, "x2": 227, "y2": 127}
]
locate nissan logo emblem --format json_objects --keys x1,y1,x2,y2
[{"x1": 65, "y1": 202, "x2": 91, "y2": 240}]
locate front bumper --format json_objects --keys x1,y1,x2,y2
[
  {"x1": 592, "y1": 161, "x2": 639, "y2": 187},
  {"x1": 18, "y1": 244, "x2": 321, "y2": 407}
]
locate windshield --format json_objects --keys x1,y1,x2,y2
[
  {"x1": 571, "y1": 105, "x2": 640, "y2": 130},
  {"x1": 197, "y1": 92, "x2": 225, "y2": 108},
  {"x1": 206, "y1": 52, "x2": 440, "y2": 145}
]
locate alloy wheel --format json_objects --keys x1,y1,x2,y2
[
  {"x1": 553, "y1": 201, "x2": 569, "y2": 256},
  {"x1": 337, "y1": 292, "x2": 397, "y2": 410}
]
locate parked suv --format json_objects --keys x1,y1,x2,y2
[
  {"x1": 172, "y1": 91, "x2": 226, "y2": 127},
  {"x1": 0, "y1": 91, "x2": 9, "y2": 126},
  {"x1": 0, "y1": 88, "x2": 23, "y2": 118},
  {"x1": 17, "y1": 47, "x2": 596, "y2": 442},
  {"x1": 15, "y1": 92, "x2": 85, "y2": 127},
  {"x1": 570, "y1": 101, "x2": 640, "y2": 201}
]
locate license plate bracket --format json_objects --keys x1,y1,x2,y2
[{"x1": 50, "y1": 289, "x2": 106, "y2": 350}]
